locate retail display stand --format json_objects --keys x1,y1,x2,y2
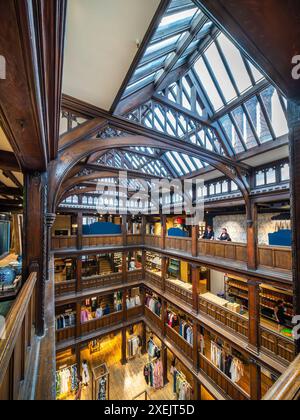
[{"x1": 92, "y1": 363, "x2": 110, "y2": 400}]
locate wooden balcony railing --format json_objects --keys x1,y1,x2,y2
[
  {"x1": 52, "y1": 235, "x2": 76, "y2": 250},
  {"x1": 165, "y1": 279, "x2": 193, "y2": 308},
  {"x1": 199, "y1": 296, "x2": 249, "y2": 339},
  {"x1": 127, "y1": 269, "x2": 143, "y2": 283},
  {"x1": 198, "y1": 240, "x2": 247, "y2": 263},
  {"x1": 55, "y1": 280, "x2": 76, "y2": 296},
  {"x1": 126, "y1": 234, "x2": 143, "y2": 246},
  {"x1": 166, "y1": 325, "x2": 193, "y2": 361},
  {"x1": 200, "y1": 355, "x2": 249, "y2": 400},
  {"x1": 82, "y1": 272, "x2": 123, "y2": 290},
  {"x1": 165, "y1": 236, "x2": 192, "y2": 254},
  {"x1": 144, "y1": 306, "x2": 162, "y2": 330},
  {"x1": 82, "y1": 234, "x2": 123, "y2": 248},
  {"x1": 81, "y1": 311, "x2": 123, "y2": 336},
  {"x1": 263, "y1": 354, "x2": 300, "y2": 400},
  {"x1": 258, "y1": 245, "x2": 292, "y2": 271},
  {"x1": 56, "y1": 326, "x2": 76, "y2": 343},
  {"x1": 260, "y1": 326, "x2": 295, "y2": 364},
  {"x1": 144, "y1": 235, "x2": 161, "y2": 248},
  {"x1": 0, "y1": 272, "x2": 37, "y2": 400},
  {"x1": 127, "y1": 306, "x2": 143, "y2": 320},
  {"x1": 145, "y1": 271, "x2": 162, "y2": 290}
]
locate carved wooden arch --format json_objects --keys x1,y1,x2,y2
[{"x1": 49, "y1": 134, "x2": 251, "y2": 213}]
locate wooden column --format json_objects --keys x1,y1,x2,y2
[
  {"x1": 192, "y1": 224, "x2": 199, "y2": 257},
  {"x1": 141, "y1": 250, "x2": 146, "y2": 279},
  {"x1": 193, "y1": 322, "x2": 199, "y2": 372},
  {"x1": 191, "y1": 264, "x2": 199, "y2": 314},
  {"x1": 161, "y1": 256, "x2": 167, "y2": 292},
  {"x1": 141, "y1": 321, "x2": 147, "y2": 354},
  {"x1": 160, "y1": 215, "x2": 167, "y2": 249},
  {"x1": 161, "y1": 300, "x2": 167, "y2": 337},
  {"x1": 249, "y1": 359, "x2": 262, "y2": 401},
  {"x1": 161, "y1": 344, "x2": 169, "y2": 385},
  {"x1": 193, "y1": 377, "x2": 200, "y2": 401},
  {"x1": 122, "y1": 252, "x2": 128, "y2": 284},
  {"x1": 76, "y1": 302, "x2": 82, "y2": 339},
  {"x1": 141, "y1": 215, "x2": 147, "y2": 243},
  {"x1": 122, "y1": 289, "x2": 128, "y2": 322},
  {"x1": 121, "y1": 327, "x2": 127, "y2": 365},
  {"x1": 288, "y1": 101, "x2": 300, "y2": 354},
  {"x1": 122, "y1": 215, "x2": 127, "y2": 246},
  {"x1": 247, "y1": 280, "x2": 261, "y2": 353},
  {"x1": 246, "y1": 200, "x2": 258, "y2": 270},
  {"x1": 76, "y1": 256, "x2": 82, "y2": 293},
  {"x1": 77, "y1": 211, "x2": 83, "y2": 250},
  {"x1": 23, "y1": 172, "x2": 48, "y2": 336},
  {"x1": 75, "y1": 344, "x2": 81, "y2": 372}
]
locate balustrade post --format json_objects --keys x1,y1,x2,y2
[
  {"x1": 191, "y1": 264, "x2": 200, "y2": 314},
  {"x1": 123, "y1": 289, "x2": 128, "y2": 322},
  {"x1": 76, "y1": 256, "x2": 82, "y2": 293},
  {"x1": 121, "y1": 327, "x2": 127, "y2": 365},
  {"x1": 122, "y1": 252, "x2": 128, "y2": 284},
  {"x1": 247, "y1": 280, "x2": 261, "y2": 353},
  {"x1": 192, "y1": 224, "x2": 199, "y2": 257},
  {"x1": 162, "y1": 344, "x2": 169, "y2": 385},
  {"x1": 75, "y1": 344, "x2": 81, "y2": 372},
  {"x1": 141, "y1": 250, "x2": 146, "y2": 279},
  {"x1": 193, "y1": 321, "x2": 199, "y2": 372},
  {"x1": 161, "y1": 215, "x2": 167, "y2": 250},
  {"x1": 141, "y1": 215, "x2": 147, "y2": 244},
  {"x1": 249, "y1": 358, "x2": 262, "y2": 401},
  {"x1": 76, "y1": 302, "x2": 82, "y2": 338},
  {"x1": 77, "y1": 211, "x2": 83, "y2": 250},
  {"x1": 162, "y1": 300, "x2": 167, "y2": 337},
  {"x1": 246, "y1": 200, "x2": 258, "y2": 270},
  {"x1": 141, "y1": 321, "x2": 147, "y2": 354},
  {"x1": 161, "y1": 256, "x2": 167, "y2": 292},
  {"x1": 45, "y1": 213, "x2": 56, "y2": 280}
]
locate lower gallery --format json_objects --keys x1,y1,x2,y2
[{"x1": 0, "y1": 0, "x2": 299, "y2": 402}]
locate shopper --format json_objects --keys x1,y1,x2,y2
[
  {"x1": 202, "y1": 226, "x2": 215, "y2": 240},
  {"x1": 274, "y1": 300, "x2": 286, "y2": 332},
  {"x1": 218, "y1": 228, "x2": 232, "y2": 242}
]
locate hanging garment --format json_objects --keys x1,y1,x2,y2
[
  {"x1": 82, "y1": 363, "x2": 90, "y2": 385},
  {"x1": 153, "y1": 360, "x2": 164, "y2": 389}
]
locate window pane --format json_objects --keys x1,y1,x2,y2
[
  {"x1": 260, "y1": 87, "x2": 289, "y2": 138},
  {"x1": 266, "y1": 168, "x2": 276, "y2": 184},
  {"x1": 256, "y1": 171, "x2": 265, "y2": 186},
  {"x1": 218, "y1": 33, "x2": 252, "y2": 94},
  {"x1": 204, "y1": 42, "x2": 237, "y2": 103},
  {"x1": 145, "y1": 34, "x2": 182, "y2": 57},
  {"x1": 232, "y1": 107, "x2": 257, "y2": 150},
  {"x1": 220, "y1": 114, "x2": 245, "y2": 153},
  {"x1": 281, "y1": 164, "x2": 290, "y2": 181},
  {"x1": 194, "y1": 57, "x2": 224, "y2": 111},
  {"x1": 244, "y1": 96, "x2": 273, "y2": 144}
]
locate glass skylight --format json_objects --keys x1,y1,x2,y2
[{"x1": 159, "y1": 7, "x2": 198, "y2": 29}]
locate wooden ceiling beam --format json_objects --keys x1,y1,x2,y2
[
  {"x1": 0, "y1": 152, "x2": 21, "y2": 172},
  {"x1": 2, "y1": 170, "x2": 22, "y2": 188}
]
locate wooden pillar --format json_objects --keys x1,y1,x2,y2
[
  {"x1": 121, "y1": 327, "x2": 127, "y2": 365},
  {"x1": 192, "y1": 224, "x2": 199, "y2": 257},
  {"x1": 161, "y1": 300, "x2": 167, "y2": 337},
  {"x1": 141, "y1": 321, "x2": 147, "y2": 354},
  {"x1": 161, "y1": 256, "x2": 167, "y2": 292},
  {"x1": 246, "y1": 200, "x2": 258, "y2": 270},
  {"x1": 249, "y1": 359, "x2": 262, "y2": 401},
  {"x1": 191, "y1": 264, "x2": 199, "y2": 314},
  {"x1": 76, "y1": 302, "x2": 82, "y2": 339},
  {"x1": 122, "y1": 252, "x2": 128, "y2": 283},
  {"x1": 141, "y1": 215, "x2": 147, "y2": 243},
  {"x1": 122, "y1": 289, "x2": 128, "y2": 322},
  {"x1": 160, "y1": 215, "x2": 167, "y2": 249},
  {"x1": 75, "y1": 344, "x2": 81, "y2": 372},
  {"x1": 122, "y1": 215, "x2": 127, "y2": 246},
  {"x1": 76, "y1": 256, "x2": 82, "y2": 293},
  {"x1": 247, "y1": 280, "x2": 261, "y2": 353},
  {"x1": 161, "y1": 345, "x2": 169, "y2": 385},
  {"x1": 193, "y1": 322, "x2": 199, "y2": 372},
  {"x1": 77, "y1": 211, "x2": 83, "y2": 250},
  {"x1": 193, "y1": 377, "x2": 200, "y2": 401},
  {"x1": 23, "y1": 172, "x2": 48, "y2": 336},
  {"x1": 288, "y1": 101, "x2": 300, "y2": 354},
  {"x1": 141, "y1": 250, "x2": 146, "y2": 279}
]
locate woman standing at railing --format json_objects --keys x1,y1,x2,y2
[
  {"x1": 218, "y1": 228, "x2": 232, "y2": 242},
  {"x1": 202, "y1": 226, "x2": 215, "y2": 240}
]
